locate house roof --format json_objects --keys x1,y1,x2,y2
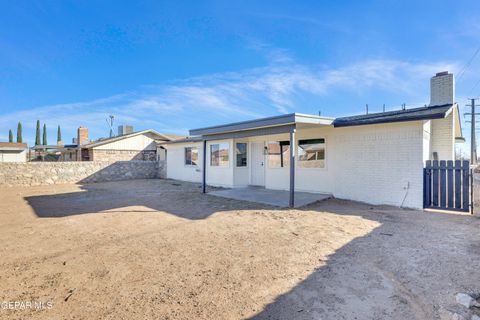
[
  {"x1": 333, "y1": 104, "x2": 454, "y2": 127},
  {"x1": 189, "y1": 113, "x2": 334, "y2": 136},
  {"x1": 163, "y1": 134, "x2": 187, "y2": 140},
  {"x1": 0, "y1": 142, "x2": 27, "y2": 151},
  {"x1": 31, "y1": 144, "x2": 78, "y2": 151},
  {"x1": 162, "y1": 104, "x2": 464, "y2": 145},
  {"x1": 81, "y1": 129, "x2": 172, "y2": 148},
  {"x1": 157, "y1": 136, "x2": 204, "y2": 145}
]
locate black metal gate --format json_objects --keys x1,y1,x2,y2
[{"x1": 424, "y1": 160, "x2": 471, "y2": 212}]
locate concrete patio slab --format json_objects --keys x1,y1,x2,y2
[{"x1": 209, "y1": 186, "x2": 331, "y2": 208}]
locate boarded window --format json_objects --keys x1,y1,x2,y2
[
  {"x1": 210, "y1": 143, "x2": 229, "y2": 166},
  {"x1": 236, "y1": 143, "x2": 247, "y2": 167},
  {"x1": 185, "y1": 147, "x2": 198, "y2": 166},
  {"x1": 298, "y1": 138, "x2": 325, "y2": 168},
  {"x1": 267, "y1": 141, "x2": 290, "y2": 168}
]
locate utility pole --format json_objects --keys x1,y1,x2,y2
[{"x1": 465, "y1": 98, "x2": 480, "y2": 165}]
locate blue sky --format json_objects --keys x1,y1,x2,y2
[{"x1": 0, "y1": 0, "x2": 479, "y2": 149}]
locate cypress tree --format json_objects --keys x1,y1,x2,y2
[
  {"x1": 57, "y1": 125, "x2": 62, "y2": 143},
  {"x1": 8, "y1": 129, "x2": 13, "y2": 142},
  {"x1": 17, "y1": 122, "x2": 22, "y2": 143},
  {"x1": 42, "y1": 123, "x2": 47, "y2": 145},
  {"x1": 35, "y1": 120, "x2": 41, "y2": 145}
]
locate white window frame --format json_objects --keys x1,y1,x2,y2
[
  {"x1": 297, "y1": 138, "x2": 327, "y2": 170},
  {"x1": 266, "y1": 141, "x2": 291, "y2": 169},
  {"x1": 210, "y1": 143, "x2": 230, "y2": 167},
  {"x1": 184, "y1": 146, "x2": 199, "y2": 167},
  {"x1": 235, "y1": 142, "x2": 248, "y2": 168}
]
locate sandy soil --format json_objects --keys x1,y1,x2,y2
[{"x1": 0, "y1": 179, "x2": 479, "y2": 320}]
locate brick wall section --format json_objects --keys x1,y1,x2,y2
[
  {"x1": 91, "y1": 149, "x2": 157, "y2": 161},
  {"x1": 430, "y1": 72, "x2": 454, "y2": 106},
  {"x1": 0, "y1": 161, "x2": 164, "y2": 187}
]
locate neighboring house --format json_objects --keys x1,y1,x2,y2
[
  {"x1": 30, "y1": 127, "x2": 174, "y2": 162},
  {"x1": 78, "y1": 129, "x2": 172, "y2": 161},
  {"x1": 162, "y1": 72, "x2": 464, "y2": 209},
  {"x1": 31, "y1": 144, "x2": 79, "y2": 161},
  {"x1": 0, "y1": 142, "x2": 28, "y2": 162}
]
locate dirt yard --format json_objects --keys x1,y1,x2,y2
[{"x1": 0, "y1": 179, "x2": 479, "y2": 320}]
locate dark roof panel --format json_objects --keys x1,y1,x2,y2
[
  {"x1": 333, "y1": 104, "x2": 453, "y2": 128},
  {"x1": 189, "y1": 113, "x2": 333, "y2": 136}
]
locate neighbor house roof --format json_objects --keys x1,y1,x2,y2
[
  {"x1": 0, "y1": 142, "x2": 28, "y2": 151},
  {"x1": 81, "y1": 129, "x2": 172, "y2": 148},
  {"x1": 31, "y1": 144, "x2": 78, "y2": 151},
  {"x1": 189, "y1": 113, "x2": 334, "y2": 136},
  {"x1": 333, "y1": 104, "x2": 454, "y2": 127}
]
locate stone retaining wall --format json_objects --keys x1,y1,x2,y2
[
  {"x1": 0, "y1": 161, "x2": 162, "y2": 187},
  {"x1": 157, "y1": 160, "x2": 166, "y2": 179}
]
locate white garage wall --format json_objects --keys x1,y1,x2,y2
[
  {"x1": 423, "y1": 120, "x2": 432, "y2": 163},
  {"x1": 330, "y1": 122, "x2": 424, "y2": 209}
]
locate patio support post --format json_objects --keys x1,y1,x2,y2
[
  {"x1": 289, "y1": 125, "x2": 296, "y2": 208},
  {"x1": 202, "y1": 140, "x2": 207, "y2": 193}
]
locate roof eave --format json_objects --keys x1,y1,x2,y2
[
  {"x1": 333, "y1": 113, "x2": 447, "y2": 128},
  {"x1": 189, "y1": 113, "x2": 333, "y2": 136},
  {"x1": 0, "y1": 148, "x2": 26, "y2": 151}
]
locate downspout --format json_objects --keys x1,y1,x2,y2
[
  {"x1": 202, "y1": 139, "x2": 207, "y2": 193},
  {"x1": 289, "y1": 125, "x2": 296, "y2": 208}
]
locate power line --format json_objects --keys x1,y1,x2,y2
[
  {"x1": 467, "y1": 77, "x2": 480, "y2": 96},
  {"x1": 457, "y1": 46, "x2": 480, "y2": 82}
]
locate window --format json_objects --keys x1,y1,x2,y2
[
  {"x1": 267, "y1": 141, "x2": 290, "y2": 168},
  {"x1": 298, "y1": 138, "x2": 326, "y2": 168},
  {"x1": 210, "y1": 143, "x2": 229, "y2": 166},
  {"x1": 236, "y1": 143, "x2": 247, "y2": 167},
  {"x1": 185, "y1": 147, "x2": 198, "y2": 166}
]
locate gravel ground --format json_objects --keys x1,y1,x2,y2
[{"x1": 0, "y1": 179, "x2": 479, "y2": 320}]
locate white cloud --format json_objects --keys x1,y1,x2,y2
[{"x1": 0, "y1": 57, "x2": 459, "y2": 145}]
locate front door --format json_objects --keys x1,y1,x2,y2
[{"x1": 250, "y1": 142, "x2": 265, "y2": 186}]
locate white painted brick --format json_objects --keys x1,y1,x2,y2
[{"x1": 430, "y1": 72, "x2": 454, "y2": 106}]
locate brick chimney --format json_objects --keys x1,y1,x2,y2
[
  {"x1": 430, "y1": 71, "x2": 455, "y2": 106},
  {"x1": 77, "y1": 127, "x2": 89, "y2": 145}
]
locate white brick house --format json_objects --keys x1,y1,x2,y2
[{"x1": 162, "y1": 72, "x2": 463, "y2": 209}]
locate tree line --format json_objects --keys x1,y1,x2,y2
[{"x1": 7, "y1": 121, "x2": 62, "y2": 146}]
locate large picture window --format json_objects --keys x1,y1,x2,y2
[
  {"x1": 210, "y1": 143, "x2": 230, "y2": 166},
  {"x1": 236, "y1": 143, "x2": 247, "y2": 167},
  {"x1": 298, "y1": 138, "x2": 325, "y2": 168},
  {"x1": 267, "y1": 141, "x2": 290, "y2": 168},
  {"x1": 184, "y1": 147, "x2": 198, "y2": 166}
]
